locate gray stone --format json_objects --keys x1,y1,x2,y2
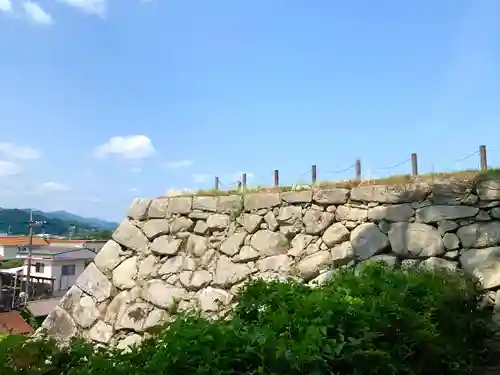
[
  {"x1": 147, "y1": 199, "x2": 169, "y2": 218},
  {"x1": 143, "y1": 309, "x2": 169, "y2": 330},
  {"x1": 416, "y1": 205, "x2": 478, "y2": 223},
  {"x1": 322, "y1": 223, "x2": 350, "y2": 247},
  {"x1": 158, "y1": 255, "x2": 193, "y2": 276},
  {"x1": 388, "y1": 222, "x2": 444, "y2": 257},
  {"x1": 477, "y1": 210, "x2": 491, "y2": 221},
  {"x1": 59, "y1": 286, "x2": 100, "y2": 328},
  {"x1": 244, "y1": 193, "x2": 281, "y2": 211},
  {"x1": 76, "y1": 263, "x2": 113, "y2": 303},
  {"x1": 186, "y1": 234, "x2": 208, "y2": 257},
  {"x1": 250, "y1": 230, "x2": 289, "y2": 256},
  {"x1": 457, "y1": 222, "x2": 500, "y2": 248},
  {"x1": 263, "y1": 211, "x2": 279, "y2": 231},
  {"x1": 220, "y1": 232, "x2": 247, "y2": 256},
  {"x1": 443, "y1": 233, "x2": 460, "y2": 250},
  {"x1": 335, "y1": 206, "x2": 367, "y2": 222},
  {"x1": 217, "y1": 195, "x2": 243, "y2": 214},
  {"x1": 303, "y1": 210, "x2": 335, "y2": 235},
  {"x1": 444, "y1": 250, "x2": 459, "y2": 260},
  {"x1": 429, "y1": 184, "x2": 474, "y2": 205},
  {"x1": 89, "y1": 320, "x2": 114, "y2": 344},
  {"x1": 206, "y1": 214, "x2": 230, "y2": 230},
  {"x1": 460, "y1": 247, "x2": 500, "y2": 289},
  {"x1": 94, "y1": 240, "x2": 126, "y2": 275},
  {"x1": 112, "y1": 257, "x2": 138, "y2": 289},
  {"x1": 195, "y1": 287, "x2": 232, "y2": 312},
  {"x1": 150, "y1": 235, "x2": 182, "y2": 256},
  {"x1": 40, "y1": 307, "x2": 77, "y2": 343},
  {"x1": 330, "y1": 241, "x2": 354, "y2": 266},
  {"x1": 166, "y1": 197, "x2": 192, "y2": 215},
  {"x1": 277, "y1": 206, "x2": 302, "y2": 225},
  {"x1": 170, "y1": 217, "x2": 194, "y2": 233},
  {"x1": 288, "y1": 234, "x2": 315, "y2": 257},
  {"x1": 492, "y1": 207, "x2": 500, "y2": 219},
  {"x1": 237, "y1": 214, "x2": 262, "y2": 233},
  {"x1": 401, "y1": 259, "x2": 421, "y2": 268},
  {"x1": 257, "y1": 254, "x2": 293, "y2": 273},
  {"x1": 351, "y1": 187, "x2": 426, "y2": 203},
  {"x1": 127, "y1": 198, "x2": 151, "y2": 220},
  {"x1": 437, "y1": 220, "x2": 459, "y2": 235},
  {"x1": 477, "y1": 179, "x2": 500, "y2": 201},
  {"x1": 313, "y1": 189, "x2": 349, "y2": 205},
  {"x1": 116, "y1": 302, "x2": 152, "y2": 332},
  {"x1": 233, "y1": 246, "x2": 260, "y2": 262},
  {"x1": 296, "y1": 251, "x2": 332, "y2": 280},
  {"x1": 350, "y1": 223, "x2": 389, "y2": 260},
  {"x1": 308, "y1": 270, "x2": 335, "y2": 286},
  {"x1": 188, "y1": 270, "x2": 213, "y2": 290},
  {"x1": 193, "y1": 220, "x2": 209, "y2": 235},
  {"x1": 137, "y1": 255, "x2": 159, "y2": 280},
  {"x1": 213, "y1": 256, "x2": 252, "y2": 287},
  {"x1": 420, "y1": 257, "x2": 459, "y2": 271},
  {"x1": 117, "y1": 334, "x2": 143, "y2": 351},
  {"x1": 281, "y1": 190, "x2": 312, "y2": 204},
  {"x1": 367, "y1": 204, "x2": 414, "y2": 222},
  {"x1": 142, "y1": 219, "x2": 170, "y2": 239},
  {"x1": 193, "y1": 196, "x2": 218, "y2": 212},
  {"x1": 112, "y1": 219, "x2": 149, "y2": 253},
  {"x1": 141, "y1": 280, "x2": 186, "y2": 310}
]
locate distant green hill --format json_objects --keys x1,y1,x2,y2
[
  {"x1": 0, "y1": 208, "x2": 117, "y2": 237},
  {"x1": 41, "y1": 210, "x2": 118, "y2": 230}
]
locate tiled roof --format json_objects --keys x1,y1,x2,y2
[
  {"x1": 0, "y1": 311, "x2": 33, "y2": 335},
  {"x1": 0, "y1": 236, "x2": 49, "y2": 246}
]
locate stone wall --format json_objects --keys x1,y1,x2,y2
[{"x1": 40, "y1": 179, "x2": 500, "y2": 349}]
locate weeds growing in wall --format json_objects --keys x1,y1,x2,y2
[{"x1": 0, "y1": 263, "x2": 497, "y2": 375}]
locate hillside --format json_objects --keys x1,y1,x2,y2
[
  {"x1": 40, "y1": 210, "x2": 118, "y2": 230},
  {"x1": 0, "y1": 208, "x2": 115, "y2": 236}
]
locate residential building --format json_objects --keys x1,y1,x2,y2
[
  {"x1": 0, "y1": 236, "x2": 49, "y2": 261},
  {"x1": 17, "y1": 246, "x2": 96, "y2": 295}
]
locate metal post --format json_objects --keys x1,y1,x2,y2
[
  {"x1": 355, "y1": 159, "x2": 361, "y2": 181},
  {"x1": 311, "y1": 165, "x2": 317, "y2": 185},
  {"x1": 411, "y1": 153, "x2": 418, "y2": 176},
  {"x1": 242, "y1": 173, "x2": 247, "y2": 191},
  {"x1": 479, "y1": 145, "x2": 488, "y2": 172},
  {"x1": 214, "y1": 176, "x2": 220, "y2": 190},
  {"x1": 274, "y1": 169, "x2": 279, "y2": 187}
]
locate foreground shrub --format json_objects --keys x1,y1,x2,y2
[{"x1": 0, "y1": 263, "x2": 496, "y2": 375}]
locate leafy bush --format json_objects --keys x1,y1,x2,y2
[{"x1": 0, "y1": 263, "x2": 496, "y2": 375}]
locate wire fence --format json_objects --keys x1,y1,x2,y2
[{"x1": 206, "y1": 144, "x2": 496, "y2": 192}]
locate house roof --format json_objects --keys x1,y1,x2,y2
[
  {"x1": 0, "y1": 236, "x2": 50, "y2": 247},
  {"x1": 20, "y1": 246, "x2": 97, "y2": 260},
  {"x1": 26, "y1": 298, "x2": 60, "y2": 317},
  {"x1": 0, "y1": 311, "x2": 33, "y2": 335}
]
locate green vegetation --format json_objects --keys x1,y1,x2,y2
[{"x1": 0, "y1": 264, "x2": 497, "y2": 375}]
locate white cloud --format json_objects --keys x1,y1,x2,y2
[
  {"x1": 23, "y1": 1, "x2": 53, "y2": 25},
  {"x1": 0, "y1": 0, "x2": 12, "y2": 13},
  {"x1": 192, "y1": 173, "x2": 211, "y2": 183},
  {"x1": 130, "y1": 167, "x2": 142, "y2": 174},
  {"x1": 127, "y1": 188, "x2": 138, "y2": 192},
  {"x1": 0, "y1": 161, "x2": 22, "y2": 177},
  {"x1": 93, "y1": 135, "x2": 156, "y2": 160},
  {"x1": 0, "y1": 142, "x2": 42, "y2": 159},
  {"x1": 40, "y1": 182, "x2": 71, "y2": 192},
  {"x1": 57, "y1": 0, "x2": 106, "y2": 17},
  {"x1": 164, "y1": 160, "x2": 193, "y2": 170}
]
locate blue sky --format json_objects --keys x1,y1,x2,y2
[{"x1": 1, "y1": 0, "x2": 500, "y2": 221}]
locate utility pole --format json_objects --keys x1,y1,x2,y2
[{"x1": 23, "y1": 210, "x2": 47, "y2": 301}]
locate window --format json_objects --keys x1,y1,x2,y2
[
  {"x1": 34, "y1": 263, "x2": 45, "y2": 273},
  {"x1": 61, "y1": 264, "x2": 76, "y2": 276}
]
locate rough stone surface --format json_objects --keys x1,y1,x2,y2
[
  {"x1": 388, "y1": 222, "x2": 444, "y2": 257},
  {"x1": 350, "y1": 223, "x2": 389, "y2": 260},
  {"x1": 44, "y1": 180, "x2": 500, "y2": 347}
]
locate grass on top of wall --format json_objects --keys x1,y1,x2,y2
[
  {"x1": 0, "y1": 263, "x2": 498, "y2": 375},
  {"x1": 159, "y1": 169, "x2": 500, "y2": 198}
]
